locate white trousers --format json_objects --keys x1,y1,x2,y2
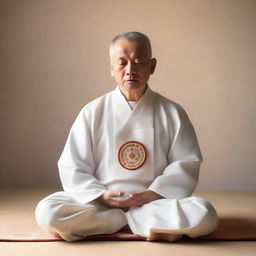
[{"x1": 35, "y1": 191, "x2": 218, "y2": 242}]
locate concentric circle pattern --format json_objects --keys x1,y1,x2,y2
[{"x1": 118, "y1": 141, "x2": 147, "y2": 170}]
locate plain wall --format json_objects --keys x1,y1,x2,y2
[{"x1": 1, "y1": 0, "x2": 255, "y2": 190}]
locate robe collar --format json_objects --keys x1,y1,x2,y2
[{"x1": 112, "y1": 84, "x2": 155, "y2": 131}]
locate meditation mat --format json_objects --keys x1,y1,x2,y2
[{"x1": 0, "y1": 190, "x2": 255, "y2": 241}]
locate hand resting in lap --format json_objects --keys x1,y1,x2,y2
[{"x1": 95, "y1": 190, "x2": 164, "y2": 209}]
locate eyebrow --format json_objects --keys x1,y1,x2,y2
[{"x1": 117, "y1": 56, "x2": 145, "y2": 60}]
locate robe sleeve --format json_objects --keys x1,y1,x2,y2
[
  {"x1": 147, "y1": 104, "x2": 203, "y2": 199},
  {"x1": 57, "y1": 107, "x2": 107, "y2": 204}
]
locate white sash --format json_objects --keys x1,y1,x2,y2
[{"x1": 109, "y1": 85, "x2": 155, "y2": 181}]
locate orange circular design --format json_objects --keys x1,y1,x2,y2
[{"x1": 118, "y1": 141, "x2": 147, "y2": 170}]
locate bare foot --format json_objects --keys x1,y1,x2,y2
[{"x1": 147, "y1": 229, "x2": 182, "y2": 242}]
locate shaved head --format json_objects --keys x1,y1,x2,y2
[{"x1": 109, "y1": 31, "x2": 152, "y2": 60}]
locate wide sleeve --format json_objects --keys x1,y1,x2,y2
[
  {"x1": 147, "y1": 104, "x2": 203, "y2": 199},
  {"x1": 57, "y1": 108, "x2": 107, "y2": 204}
]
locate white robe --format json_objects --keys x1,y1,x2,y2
[
  {"x1": 35, "y1": 85, "x2": 218, "y2": 241},
  {"x1": 58, "y1": 85, "x2": 202, "y2": 202}
]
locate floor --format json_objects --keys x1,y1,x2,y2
[
  {"x1": 1, "y1": 240, "x2": 256, "y2": 256},
  {"x1": 1, "y1": 189, "x2": 256, "y2": 256}
]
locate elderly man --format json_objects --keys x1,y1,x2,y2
[{"x1": 35, "y1": 31, "x2": 218, "y2": 242}]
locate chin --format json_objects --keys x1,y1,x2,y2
[{"x1": 121, "y1": 82, "x2": 145, "y2": 91}]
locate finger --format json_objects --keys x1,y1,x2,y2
[
  {"x1": 110, "y1": 196, "x2": 132, "y2": 203},
  {"x1": 109, "y1": 191, "x2": 124, "y2": 198},
  {"x1": 108, "y1": 200, "x2": 129, "y2": 208},
  {"x1": 109, "y1": 197, "x2": 138, "y2": 207},
  {"x1": 131, "y1": 191, "x2": 144, "y2": 196},
  {"x1": 129, "y1": 193, "x2": 142, "y2": 199},
  {"x1": 117, "y1": 197, "x2": 144, "y2": 207}
]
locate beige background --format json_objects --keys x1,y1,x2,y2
[{"x1": 0, "y1": 0, "x2": 255, "y2": 190}]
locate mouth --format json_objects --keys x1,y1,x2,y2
[{"x1": 125, "y1": 79, "x2": 138, "y2": 83}]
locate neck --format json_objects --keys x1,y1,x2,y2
[{"x1": 119, "y1": 84, "x2": 147, "y2": 101}]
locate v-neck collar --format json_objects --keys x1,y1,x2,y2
[{"x1": 112, "y1": 85, "x2": 155, "y2": 131}]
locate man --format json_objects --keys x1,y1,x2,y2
[{"x1": 35, "y1": 31, "x2": 218, "y2": 242}]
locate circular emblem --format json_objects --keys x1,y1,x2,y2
[{"x1": 118, "y1": 141, "x2": 147, "y2": 170}]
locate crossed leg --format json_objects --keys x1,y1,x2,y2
[
  {"x1": 35, "y1": 192, "x2": 218, "y2": 242},
  {"x1": 35, "y1": 191, "x2": 128, "y2": 241},
  {"x1": 126, "y1": 196, "x2": 219, "y2": 241}
]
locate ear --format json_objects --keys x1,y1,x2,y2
[
  {"x1": 108, "y1": 58, "x2": 114, "y2": 77},
  {"x1": 150, "y1": 58, "x2": 157, "y2": 74}
]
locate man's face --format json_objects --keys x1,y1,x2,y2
[{"x1": 109, "y1": 39, "x2": 156, "y2": 91}]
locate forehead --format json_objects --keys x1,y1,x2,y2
[{"x1": 111, "y1": 39, "x2": 150, "y2": 59}]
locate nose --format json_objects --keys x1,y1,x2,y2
[{"x1": 125, "y1": 62, "x2": 137, "y2": 76}]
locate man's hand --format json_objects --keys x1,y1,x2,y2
[{"x1": 95, "y1": 190, "x2": 164, "y2": 209}]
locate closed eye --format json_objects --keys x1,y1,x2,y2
[{"x1": 134, "y1": 59, "x2": 145, "y2": 64}]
